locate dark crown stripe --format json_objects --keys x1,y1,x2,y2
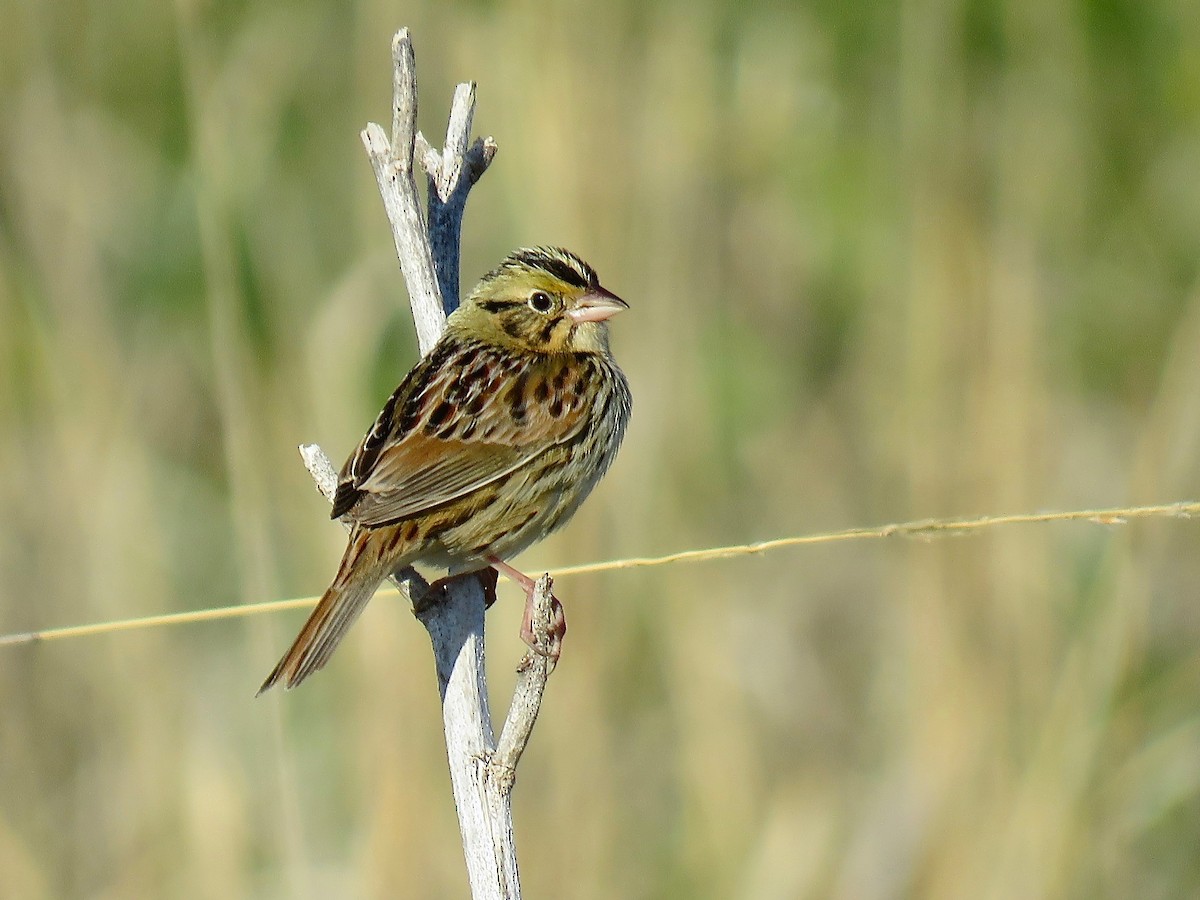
[{"x1": 507, "y1": 247, "x2": 596, "y2": 289}]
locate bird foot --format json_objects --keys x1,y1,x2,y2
[
  {"x1": 477, "y1": 567, "x2": 500, "y2": 609},
  {"x1": 488, "y1": 557, "x2": 565, "y2": 672},
  {"x1": 418, "y1": 568, "x2": 499, "y2": 613},
  {"x1": 519, "y1": 592, "x2": 566, "y2": 673}
]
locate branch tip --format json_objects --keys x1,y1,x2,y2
[
  {"x1": 445, "y1": 82, "x2": 478, "y2": 157},
  {"x1": 391, "y1": 29, "x2": 419, "y2": 163},
  {"x1": 299, "y1": 443, "x2": 338, "y2": 501},
  {"x1": 361, "y1": 122, "x2": 391, "y2": 159},
  {"x1": 467, "y1": 136, "x2": 498, "y2": 185}
]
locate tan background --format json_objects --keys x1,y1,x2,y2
[{"x1": 2, "y1": 1, "x2": 1200, "y2": 897}]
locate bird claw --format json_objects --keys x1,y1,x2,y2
[
  {"x1": 478, "y1": 567, "x2": 500, "y2": 609},
  {"x1": 519, "y1": 588, "x2": 566, "y2": 674},
  {"x1": 430, "y1": 559, "x2": 565, "y2": 671},
  {"x1": 414, "y1": 575, "x2": 451, "y2": 613},
  {"x1": 418, "y1": 568, "x2": 498, "y2": 613}
]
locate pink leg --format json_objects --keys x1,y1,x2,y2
[
  {"x1": 488, "y1": 556, "x2": 566, "y2": 664},
  {"x1": 488, "y1": 557, "x2": 536, "y2": 592}
]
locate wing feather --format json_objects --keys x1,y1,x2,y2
[{"x1": 333, "y1": 342, "x2": 593, "y2": 527}]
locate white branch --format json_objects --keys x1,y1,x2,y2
[
  {"x1": 297, "y1": 28, "x2": 554, "y2": 900},
  {"x1": 360, "y1": 30, "x2": 445, "y2": 352},
  {"x1": 495, "y1": 574, "x2": 558, "y2": 771}
]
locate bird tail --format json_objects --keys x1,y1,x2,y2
[{"x1": 257, "y1": 528, "x2": 391, "y2": 694}]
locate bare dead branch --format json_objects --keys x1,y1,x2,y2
[{"x1": 295, "y1": 28, "x2": 551, "y2": 900}]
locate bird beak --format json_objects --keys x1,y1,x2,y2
[{"x1": 568, "y1": 287, "x2": 629, "y2": 323}]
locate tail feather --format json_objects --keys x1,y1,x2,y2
[{"x1": 258, "y1": 530, "x2": 392, "y2": 694}]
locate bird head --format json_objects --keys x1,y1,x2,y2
[{"x1": 451, "y1": 247, "x2": 628, "y2": 354}]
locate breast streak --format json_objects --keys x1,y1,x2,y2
[{"x1": 435, "y1": 355, "x2": 627, "y2": 563}]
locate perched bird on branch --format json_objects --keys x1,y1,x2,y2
[{"x1": 259, "y1": 247, "x2": 631, "y2": 693}]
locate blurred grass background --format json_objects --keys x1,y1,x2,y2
[{"x1": 2, "y1": 0, "x2": 1200, "y2": 897}]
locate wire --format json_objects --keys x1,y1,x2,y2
[{"x1": 1, "y1": 500, "x2": 1195, "y2": 648}]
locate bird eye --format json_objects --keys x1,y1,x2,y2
[{"x1": 528, "y1": 291, "x2": 554, "y2": 313}]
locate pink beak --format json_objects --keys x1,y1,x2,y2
[{"x1": 567, "y1": 286, "x2": 629, "y2": 324}]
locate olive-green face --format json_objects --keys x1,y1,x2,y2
[{"x1": 453, "y1": 248, "x2": 627, "y2": 354}]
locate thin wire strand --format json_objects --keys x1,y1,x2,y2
[{"x1": 2, "y1": 500, "x2": 1195, "y2": 648}]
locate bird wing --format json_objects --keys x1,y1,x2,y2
[{"x1": 331, "y1": 346, "x2": 590, "y2": 527}]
